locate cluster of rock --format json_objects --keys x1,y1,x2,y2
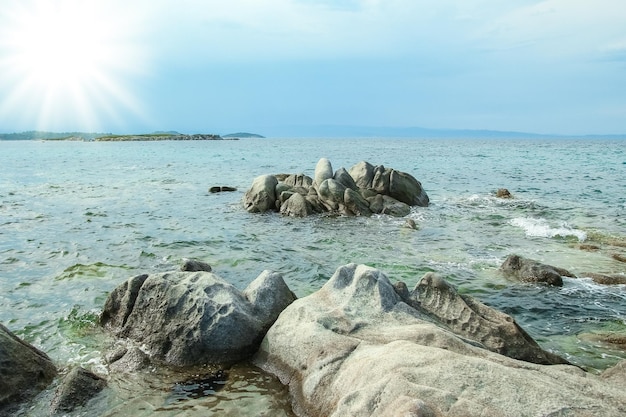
[
  {"x1": 243, "y1": 158, "x2": 429, "y2": 217},
  {"x1": 3, "y1": 256, "x2": 626, "y2": 416},
  {"x1": 95, "y1": 133, "x2": 225, "y2": 141}
]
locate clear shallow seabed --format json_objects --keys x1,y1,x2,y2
[{"x1": 1, "y1": 137, "x2": 625, "y2": 415}]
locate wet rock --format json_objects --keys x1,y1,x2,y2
[
  {"x1": 389, "y1": 169, "x2": 429, "y2": 206},
  {"x1": 403, "y1": 218, "x2": 417, "y2": 229},
  {"x1": 410, "y1": 272, "x2": 568, "y2": 364},
  {"x1": 280, "y1": 192, "x2": 314, "y2": 217},
  {"x1": 106, "y1": 346, "x2": 151, "y2": 373},
  {"x1": 0, "y1": 323, "x2": 57, "y2": 415},
  {"x1": 581, "y1": 272, "x2": 626, "y2": 285},
  {"x1": 208, "y1": 186, "x2": 237, "y2": 193},
  {"x1": 180, "y1": 258, "x2": 212, "y2": 272},
  {"x1": 611, "y1": 253, "x2": 626, "y2": 263},
  {"x1": 50, "y1": 367, "x2": 106, "y2": 415},
  {"x1": 496, "y1": 188, "x2": 512, "y2": 198},
  {"x1": 254, "y1": 264, "x2": 626, "y2": 417},
  {"x1": 100, "y1": 269, "x2": 296, "y2": 367},
  {"x1": 500, "y1": 254, "x2": 575, "y2": 286}
]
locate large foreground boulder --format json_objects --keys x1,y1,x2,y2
[
  {"x1": 243, "y1": 159, "x2": 429, "y2": 217},
  {"x1": 254, "y1": 264, "x2": 626, "y2": 417},
  {"x1": 100, "y1": 269, "x2": 296, "y2": 367},
  {"x1": 0, "y1": 323, "x2": 57, "y2": 415}
]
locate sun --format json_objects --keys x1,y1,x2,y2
[{"x1": 0, "y1": 0, "x2": 148, "y2": 131}]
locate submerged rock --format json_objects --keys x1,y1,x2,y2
[
  {"x1": 243, "y1": 158, "x2": 428, "y2": 217},
  {"x1": 500, "y1": 254, "x2": 575, "y2": 286},
  {"x1": 0, "y1": 323, "x2": 57, "y2": 415},
  {"x1": 100, "y1": 269, "x2": 296, "y2": 367},
  {"x1": 50, "y1": 367, "x2": 106, "y2": 415},
  {"x1": 254, "y1": 264, "x2": 626, "y2": 417}
]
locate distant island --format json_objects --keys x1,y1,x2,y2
[{"x1": 222, "y1": 132, "x2": 265, "y2": 138}]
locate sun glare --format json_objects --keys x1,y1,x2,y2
[{"x1": 0, "y1": 1, "x2": 147, "y2": 131}]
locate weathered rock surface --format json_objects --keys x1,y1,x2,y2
[
  {"x1": 243, "y1": 158, "x2": 428, "y2": 217},
  {"x1": 254, "y1": 264, "x2": 626, "y2": 417},
  {"x1": 581, "y1": 272, "x2": 626, "y2": 285},
  {"x1": 100, "y1": 269, "x2": 296, "y2": 367},
  {"x1": 50, "y1": 367, "x2": 106, "y2": 415},
  {"x1": 500, "y1": 254, "x2": 575, "y2": 286},
  {"x1": 409, "y1": 272, "x2": 568, "y2": 365},
  {"x1": 0, "y1": 323, "x2": 57, "y2": 416}
]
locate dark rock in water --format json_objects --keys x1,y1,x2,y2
[
  {"x1": 209, "y1": 186, "x2": 237, "y2": 193},
  {"x1": 254, "y1": 263, "x2": 626, "y2": 417},
  {"x1": 496, "y1": 188, "x2": 513, "y2": 198},
  {"x1": 0, "y1": 323, "x2": 57, "y2": 415},
  {"x1": 100, "y1": 269, "x2": 296, "y2": 367},
  {"x1": 581, "y1": 272, "x2": 626, "y2": 285},
  {"x1": 170, "y1": 369, "x2": 228, "y2": 402},
  {"x1": 403, "y1": 218, "x2": 417, "y2": 229},
  {"x1": 50, "y1": 367, "x2": 106, "y2": 414},
  {"x1": 410, "y1": 272, "x2": 569, "y2": 365},
  {"x1": 180, "y1": 258, "x2": 212, "y2": 272},
  {"x1": 500, "y1": 254, "x2": 575, "y2": 286},
  {"x1": 242, "y1": 158, "x2": 429, "y2": 217}
]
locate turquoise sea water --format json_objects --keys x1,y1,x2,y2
[{"x1": 1, "y1": 137, "x2": 625, "y2": 415}]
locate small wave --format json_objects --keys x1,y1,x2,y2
[{"x1": 509, "y1": 217, "x2": 587, "y2": 241}]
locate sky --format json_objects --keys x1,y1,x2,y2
[{"x1": 0, "y1": 0, "x2": 625, "y2": 136}]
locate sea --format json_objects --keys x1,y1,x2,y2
[{"x1": 1, "y1": 137, "x2": 625, "y2": 415}]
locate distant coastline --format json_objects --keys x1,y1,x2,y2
[{"x1": 0, "y1": 131, "x2": 266, "y2": 141}]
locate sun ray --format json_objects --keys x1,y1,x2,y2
[{"x1": 0, "y1": 0, "x2": 149, "y2": 131}]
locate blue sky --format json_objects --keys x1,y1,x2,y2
[{"x1": 1, "y1": 0, "x2": 625, "y2": 136}]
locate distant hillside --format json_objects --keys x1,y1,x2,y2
[
  {"x1": 0, "y1": 131, "x2": 111, "y2": 140},
  {"x1": 222, "y1": 132, "x2": 265, "y2": 138}
]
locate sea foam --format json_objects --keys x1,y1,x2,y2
[{"x1": 509, "y1": 217, "x2": 587, "y2": 241}]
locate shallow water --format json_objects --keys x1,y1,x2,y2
[{"x1": 1, "y1": 137, "x2": 625, "y2": 415}]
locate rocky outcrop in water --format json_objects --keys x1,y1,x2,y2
[
  {"x1": 243, "y1": 158, "x2": 429, "y2": 217},
  {"x1": 100, "y1": 269, "x2": 296, "y2": 367},
  {"x1": 254, "y1": 264, "x2": 626, "y2": 417},
  {"x1": 500, "y1": 254, "x2": 576, "y2": 286},
  {"x1": 0, "y1": 323, "x2": 57, "y2": 416}
]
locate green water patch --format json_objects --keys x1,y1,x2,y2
[
  {"x1": 58, "y1": 304, "x2": 100, "y2": 337},
  {"x1": 55, "y1": 262, "x2": 130, "y2": 280}
]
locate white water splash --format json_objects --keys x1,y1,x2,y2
[{"x1": 509, "y1": 217, "x2": 587, "y2": 241}]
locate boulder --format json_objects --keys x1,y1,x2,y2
[
  {"x1": 317, "y1": 178, "x2": 346, "y2": 211},
  {"x1": 208, "y1": 186, "x2": 237, "y2": 193},
  {"x1": 333, "y1": 167, "x2": 358, "y2": 191},
  {"x1": 0, "y1": 323, "x2": 57, "y2": 415},
  {"x1": 389, "y1": 169, "x2": 430, "y2": 206},
  {"x1": 100, "y1": 270, "x2": 296, "y2": 367},
  {"x1": 496, "y1": 188, "x2": 512, "y2": 198},
  {"x1": 344, "y1": 188, "x2": 371, "y2": 216},
  {"x1": 500, "y1": 254, "x2": 575, "y2": 286},
  {"x1": 380, "y1": 195, "x2": 410, "y2": 217},
  {"x1": 410, "y1": 273, "x2": 568, "y2": 364},
  {"x1": 314, "y1": 158, "x2": 333, "y2": 187},
  {"x1": 280, "y1": 193, "x2": 314, "y2": 217},
  {"x1": 348, "y1": 161, "x2": 375, "y2": 189},
  {"x1": 243, "y1": 174, "x2": 278, "y2": 213},
  {"x1": 254, "y1": 264, "x2": 626, "y2": 417},
  {"x1": 50, "y1": 367, "x2": 106, "y2": 415},
  {"x1": 180, "y1": 258, "x2": 212, "y2": 272},
  {"x1": 581, "y1": 272, "x2": 626, "y2": 285}
]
